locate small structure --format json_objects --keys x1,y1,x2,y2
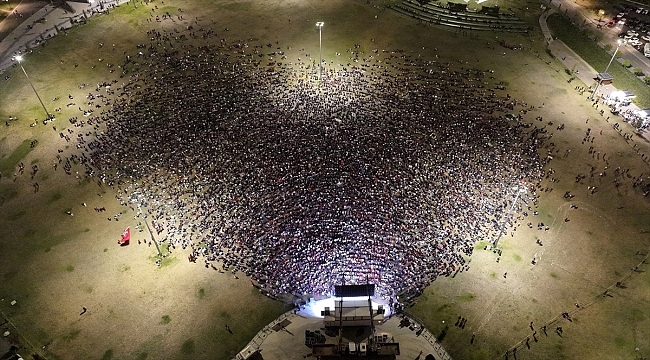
[
  {"x1": 315, "y1": 284, "x2": 397, "y2": 358},
  {"x1": 448, "y1": 3, "x2": 467, "y2": 12},
  {"x1": 596, "y1": 72, "x2": 614, "y2": 85},
  {"x1": 323, "y1": 299, "x2": 385, "y2": 327},
  {"x1": 359, "y1": 342, "x2": 367, "y2": 355},
  {"x1": 323, "y1": 284, "x2": 385, "y2": 327},
  {"x1": 348, "y1": 342, "x2": 357, "y2": 355},
  {"x1": 480, "y1": 5, "x2": 500, "y2": 15},
  {"x1": 237, "y1": 345, "x2": 263, "y2": 360}
]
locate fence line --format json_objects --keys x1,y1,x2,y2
[
  {"x1": 233, "y1": 309, "x2": 297, "y2": 360},
  {"x1": 232, "y1": 309, "x2": 297, "y2": 360},
  {"x1": 399, "y1": 309, "x2": 454, "y2": 360}
]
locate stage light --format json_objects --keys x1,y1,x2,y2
[{"x1": 300, "y1": 296, "x2": 392, "y2": 319}]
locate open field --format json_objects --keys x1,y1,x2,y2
[{"x1": 1, "y1": 0, "x2": 650, "y2": 359}]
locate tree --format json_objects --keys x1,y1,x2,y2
[{"x1": 634, "y1": 68, "x2": 644, "y2": 76}]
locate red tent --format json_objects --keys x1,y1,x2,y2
[{"x1": 119, "y1": 227, "x2": 130, "y2": 245}]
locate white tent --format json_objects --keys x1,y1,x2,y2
[
  {"x1": 636, "y1": 109, "x2": 650, "y2": 118},
  {"x1": 608, "y1": 90, "x2": 635, "y2": 100}
]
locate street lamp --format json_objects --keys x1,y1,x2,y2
[
  {"x1": 14, "y1": 55, "x2": 52, "y2": 120},
  {"x1": 493, "y1": 185, "x2": 526, "y2": 249},
  {"x1": 316, "y1": 21, "x2": 324, "y2": 81},
  {"x1": 598, "y1": 9, "x2": 605, "y2": 23},
  {"x1": 591, "y1": 39, "x2": 625, "y2": 100},
  {"x1": 605, "y1": 39, "x2": 625, "y2": 74}
]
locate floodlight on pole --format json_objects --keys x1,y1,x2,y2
[
  {"x1": 605, "y1": 39, "x2": 625, "y2": 74},
  {"x1": 15, "y1": 55, "x2": 52, "y2": 120},
  {"x1": 316, "y1": 21, "x2": 324, "y2": 81},
  {"x1": 492, "y1": 185, "x2": 526, "y2": 249},
  {"x1": 591, "y1": 39, "x2": 625, "y2": 100}
]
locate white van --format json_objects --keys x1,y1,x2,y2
[{"x1": 644, "y1": 43, "x2": 650, "y2": 57}]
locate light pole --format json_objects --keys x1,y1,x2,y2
[
  {"x1": 591, "y1": 39, "x2": 625, "y2": 100},
  {"x1": 316, "y1": 21, "x2": 324, "y2": 81},
  {"x1": 605, "y1": 39, "x2": 624, "y2": 74},
  {"x1": 598, "y1": 9, "x2": 605, "y2": 23},
  {"x1": 493, "y1": 185, "x2": 526, "y2": 249},
  {"x1": 15, "y1": 55, "x2": 52, "y2": 120},
  {"x1": 143, "y1": 216, "x2": 163, "y2": 257}
]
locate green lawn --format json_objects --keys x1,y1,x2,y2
[{"x1": 547, "y1": 13, "x2": 650, "y2": 108}]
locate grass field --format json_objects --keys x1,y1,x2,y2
[{"x1": 1, "y1": 0, "x2": 650, "y2": 359}]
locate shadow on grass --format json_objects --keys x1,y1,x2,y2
[
  {"x1": 61, "y1": 329, "x2": 81, "y2": 343},
  {"x1": 0, "y1": 183, "x2": 20, "y2": 205},
  {"x1": 180, "y1": 339, "x2": 195, "y2": 355},
  {"x1": 0, "y1": 139, "x2": 33, "y2": 176},
  {"x1": 437, "y1": 325, "x2": 449, "y2": 342},
  {"x1": 100, "y1": 349, "x2": 114, "y2": 360}
]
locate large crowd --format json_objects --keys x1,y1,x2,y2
[{"x1": 62, "y1": 25, "x2": 548, "y2": 300}]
